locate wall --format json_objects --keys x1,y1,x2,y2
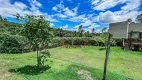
[{"x1": 109, "y1": 21, "x2": 128, "y2": 38}]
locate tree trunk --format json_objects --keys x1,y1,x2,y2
[
  {"x1": 36, "y1": 46, "x2": 40, "y2": 71},
  {"x1": 72, "y1": 39, "x2": 74, "y2": 46}
]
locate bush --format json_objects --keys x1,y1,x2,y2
[{"x1": 0, "y1": 33, "x2": 29, "y2": 53}]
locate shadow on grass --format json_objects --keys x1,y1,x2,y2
[
  {"x1": 9, "y1": 65, "x2": 51, "y2": 75},
  {"x1": 99, "y1": 48, "x2": 106, "y2": 51}
]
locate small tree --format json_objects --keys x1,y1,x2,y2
[{"x1": 15, "y1": 14, "x2": 52, "y2": 71}]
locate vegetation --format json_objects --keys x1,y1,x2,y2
[
  {"x1": 136, "y1": 14, "x2": 142, "y2": 23},
  {"x1": 0, "y1": 14, "x2": 122, "y2": 54},
  {"x1": 0, "y1": 13, "x2": 142, "y2": 80},
  {"x1": 1, "y1": 46, "x2": 140, "y2": 80},
  {"x1": 100, "y1": 27, "x2": 108, "y2": 46},
  {"x1": 15, "y1": 14, "x2": 53, "y2": 71},
  {"x1": 0, "y1": 33, "x2": 29, "y2": 53}
]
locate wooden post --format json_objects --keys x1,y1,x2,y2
[{"x1": 102, "y1": 33, "x2": 112, "y2": 80}]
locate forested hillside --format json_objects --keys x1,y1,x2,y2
[{"x1": 0, "y1": 15, "x2": 121, "y2": 53}]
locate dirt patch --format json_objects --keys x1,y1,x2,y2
[
  {"x1": 72, "y1": 67, "x2": 94, "y2": 80},
  {"x1": 0, "y1": 69, "x2": 11, "y2": 80},
  {"x1": 0, "y1": 60, "x2": 13, "y2": 80}
]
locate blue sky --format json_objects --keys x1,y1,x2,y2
[{"x1": 0, "y1": 0, "x2": 142, "y2": 32}]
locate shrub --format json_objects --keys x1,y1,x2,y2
[{"x1": 38, "y1": 50, "x2": 50, "y2": 69}]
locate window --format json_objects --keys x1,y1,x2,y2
[{"x1": 131, "y1": 32, "x2": 139, "y2": 38}]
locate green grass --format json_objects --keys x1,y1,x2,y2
[{"x1": 0, "y1": 46, "x2": 142, "y2": 80}]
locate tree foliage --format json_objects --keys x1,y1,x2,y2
[
  {"x1": 101, "y1": 27, "x2": 108, "y2": 46},
  {"x1": 16, "y1": 14, "x2": 52, "y2": 71},
  {"x1": 136, "y1": 14, "x2": 142, "y2": 23}
]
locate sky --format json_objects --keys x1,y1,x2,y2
[{"x1": 0, "y1": 0, "x2": 142, "y2": 32}]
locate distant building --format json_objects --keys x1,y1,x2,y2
[{"x1": 109, "y1": 21, "x2": 142, "y2": 50}]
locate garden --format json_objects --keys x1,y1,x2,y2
[{"x1": 0, "y1": 14, "x2": 142, "y2": 80}]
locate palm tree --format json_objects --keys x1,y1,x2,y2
[
  {"x1": 92, "y1": 28, "x2": 95, "y2": 34},
  {"x1": 78, "y1": 25, "x2": 84, "y2": 37},
  {"x1": 78, "y1": 25, "x2": 83, "y2": 32},
  {"x1": 136, "y1": 14, "x2": 142, "y2": 23}
]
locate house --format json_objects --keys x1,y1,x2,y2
[{"x1": 109, "y1": 21, "x2": 142, "y2": 50}]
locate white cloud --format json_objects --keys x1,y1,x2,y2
[
  {"x1": 63, "y1": 7, "x2": 77, "y2": 17},
  {"x1": 74, "y1": 25, "x2": 80, "y2": 29},
  {"x1": 0, "y1": 0, "x2": 29, "y2": 17},
  {"x1": 81, "y1": 20, "x2": 92, "y2": 26},
  {"x1": 95, "y1": 0, "x2": 142, "y2": 23},
  {"x1": 121, "y1": 0, "x2": 141, "y2": 11},
  {"x1": 90, "y1": 0, "x2": 141, "y2": 11},
  {"x1": 56, "y1": 13, "x2": 68, "y2": 18},
  {"x1": 95, "y1": 29, "x2": 102, "y2": 33},
  {"x1": 91, "y1": 0, "x2": 100, "y2": 5},
  {"x1": 50, "y1": 23, "x2": 54, "y2": 27},
  {"x1": 70, "y1": 15, "x2": 87, "y2": 22},
  {"x1": 74, "y1": 25, "x2": 83, "y2": 31},
  {"x1": 45, "y1": 15, "x2": 59, "y2": 22},
  {"x1": 52, "y1": 6, "x2": 58, "y2": 11},
  {"x1": 52, "y1": 1, "x2": 79, "y2": 18},
  {"x1": 52, "y1": 1, "x2": 64, "y2": 13},
  {"x1": 98, "y1": 10, "x2": 142, "y2": 23},
  {"x1": 28, "y1": 0, "x2": 42, "y2": 11},
  {"x1": 60, "y1": 24, "x2": 68, "y2": 30},
  {"x1": 74, "y1": 22, "x2": 100, "y2": 32},
  {"x1": 70, "y1": 13, "x2": 97, "y2": 23},
  {"x1": 14, "y1": 2, "x2": 27, "y2": 9},
  {"x1": 0, "y1": 0, "x2": 57, "y2": 22},
  {"x1": 89, "y1": 23, "x2": 100, "y2": 29},
  {"x1": 99, "y1": 11, "x2": 116, "y2": 23},
  {"x1": 30, "y1": 0, "x2": 42, "y2": 7},
  {"x1": 91, "y1": 0, "x2": 126, "y2": 11}
]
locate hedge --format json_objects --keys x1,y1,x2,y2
[
  {"x1": 50, "y1": 37, "x2": 122, "y2": 47},
  {"x1": 0, "y1": 35, "x2": 122, "y2": 53},
  {"x1": 0, "y1": 33, "x2": 29, "y2": 53}
]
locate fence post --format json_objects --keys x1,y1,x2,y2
[{"x1": 102, "y1": 33, "x2": 112, "y2": 80}]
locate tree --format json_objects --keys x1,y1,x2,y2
[
  {"x1": 101, "y1": 27, "x2": 108, "y2": 46},
  {"x1": 84, "y1": 31, "x2": 91, "y2": 37},
  {"x1": 78, "y1": 25, "x2": 84, "y2": 37},
  {"x1": 15, "y1": 14, "x2": 52, "y2": 71},
  {"x1": 3, "y1": 18, "x2": 7, "y2": 22},
  {"x1": 92, "y1": 28, "x2": 95, "y2": 34},
  {"x1": 0, "y1": 15, "x2": 3, "y2": 21},
  {"x1": 127, "y1": 18, "x2": 132, "y2": 22},
  {"x1": 78, "y1": 25, "x2": 83, "y2": 32},
  {"x1": 136, "y1": 14, "x2": 142, "y2": 23},
  {"x1": 101, "y1": 27, "x2": 107, "y2": 33}
]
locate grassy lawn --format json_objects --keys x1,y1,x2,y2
[{"x1": 0, "y1": 46, "x2": 142, "y2": 80}]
